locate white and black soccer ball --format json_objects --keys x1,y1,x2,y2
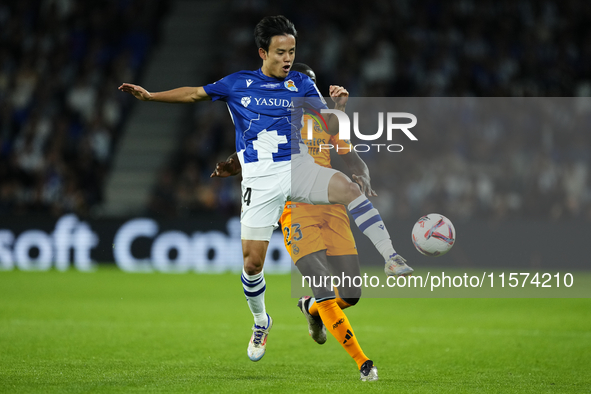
[{"x1": 411, "y1": 213, "x2": 456, "y2": 256}]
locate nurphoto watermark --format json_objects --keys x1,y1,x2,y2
[{"x1": 305, "y1": 109, "x2": 417, "y2": 153}]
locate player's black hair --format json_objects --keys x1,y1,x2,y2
[
  {"x1": 254, "y1": 15, "x2": 298, "y2": 52},
  {"x1": 291, "y1": 63, "x2": 316, "y2": 83}
]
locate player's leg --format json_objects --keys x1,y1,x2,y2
[
  {"x1": 308, "y1": 205, "x2": 361, "y2": 315},
  {"x1": 296, "y1": 253, "x2": 374, "y2": 375},
  {"x1": 294, "y1": 250, "x2": 329, "y2": 344},
  {"x1": 241, "y1": 230, "x2": 274, "y2": 362},
  {"x1": 329, "y1": 254, "x2": 361, "y2": 307},
  {"x1": 290, "y1": 169, "x2": 378, "y2": 379},
  {"x1": 281, "y1": 203, "x2": 329, "y2": 344},
  {"x1": 322, "y1": 205, "x2": 362, "y2": 307},
  {"x1": 293, "y1": 160, "x2": 411, "y2": 276},
  {"x1": 240, "y1": 174, "x2": 286, "y2": 362},
  {"x1": 306, "y1": 254, "x2": 360, "y2": 315},
  {"x1": 242, "y1": 238, "x2": 270, "y2": 326},
  {"x1": 325, "y1": 171, "x2": 413, "y2": 276}
]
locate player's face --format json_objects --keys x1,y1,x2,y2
[{"x1": 260, "y1": 34, "x2": 296, "y2": 79}]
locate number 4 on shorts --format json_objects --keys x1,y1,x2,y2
[{"x1": 243, "y1": 187, "x2": 252, "y2": 206}]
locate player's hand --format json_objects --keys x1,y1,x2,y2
[
  {"x1": 210, "y1": 158, "x2": 241, "y2": 178},
  {"x1": 352, "y1": 174, "x2": 377, "y2": 197},
  {"x1": 329, "y1": 85, "x2": 349, "y2": 108},
  {"x1": 118, "y1": 83, "x2": 152, "y2": 101}
]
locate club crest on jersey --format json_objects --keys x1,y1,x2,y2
[{"x1": 284, "y1": 79, "x2": 298, "y2": 92}]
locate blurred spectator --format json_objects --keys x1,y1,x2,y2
[
  {"x1": 2, "y1": 0, "x2": 589, "y2": 222},
  {"x1": 154, "y1": 0, "x2": 591, "y2": 222},
  {"x1": 0, "y1": 0, "x2": 169, "y2": 217}
]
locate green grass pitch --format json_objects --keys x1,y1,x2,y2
[{"x1": 1, "y1": 268, "x2": 590, "y2": 393}]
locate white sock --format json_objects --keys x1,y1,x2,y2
[
  {"x1": 241, "y1": 269, "x2": 268, "y2": 327},
  {"x1": 348, "y1": 195, "x2": 396, "y2": 261}
]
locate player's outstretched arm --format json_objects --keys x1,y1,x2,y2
[
  {"x1": 341, "y1": 151, "x2": 377, "y2": 197},
  {"x1": 118, "y1": 83, "x2": 211, "y2": 103},
  {"x1": 326, "y1": 85, "x2": 349, "y2": 136},
  {"x1": 210, "y1": 152, "x2": 241, "y2": 178}
]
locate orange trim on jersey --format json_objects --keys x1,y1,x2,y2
[{"x1": 301, "y1": 114, "x2": 352, "y2": 168}]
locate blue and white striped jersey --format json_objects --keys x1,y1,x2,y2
[{"x1": 203, "y1": 69, "x2": 328, "y2": 177}]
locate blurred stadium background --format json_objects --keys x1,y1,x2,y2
[{"x1": 1, "y1": 0, "x2": 590, "y2": 272}]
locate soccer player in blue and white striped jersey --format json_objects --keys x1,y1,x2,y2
[{"x1": 119, "y1": 15, "x2": 412, "y2": 379}]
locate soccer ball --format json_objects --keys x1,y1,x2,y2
[{"x1": 411, "y1": 214, "x2": 456, "y2": 256}]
